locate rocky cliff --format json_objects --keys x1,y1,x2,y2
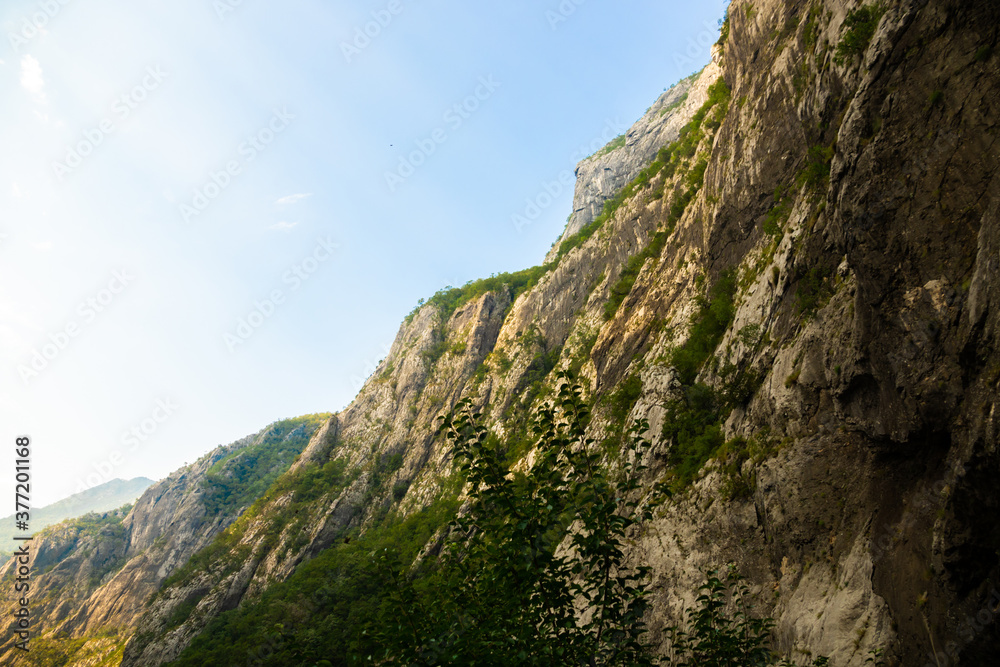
[
  {"x1": 8, "y1": 0, "x2": 999, "y2": 664},
  {"x1": 554, "y1": 65, "x2": 715, "y2": 246},
  {"x1": 0, "y1": 415, "x2": 328, "y2": 665}
]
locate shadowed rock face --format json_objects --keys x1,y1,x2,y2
[{"x1": 7, "y1": 0, "x2": 1000, "y2": 664}]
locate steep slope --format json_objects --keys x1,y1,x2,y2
[
  {"x1": 0, "y1": 414, "x2": 328, "y2": 665},
  {"x1": 14, "y1": 0, "x2": 1000, "y2": 664},
  {"x1": 0, "y1": 477, "x2": 153, "y2": 556}
]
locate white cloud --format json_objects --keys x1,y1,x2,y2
[
  {"x1": 20, "y1": 55, "x2": 46, "y2": 104},
  {"x1": 32, "y1": 240, "x2": 53, "y2": 251},
  {"x1": 12, "y1": 183, "x2": 21, "y2": 198},
  {"x1": 276, "y1": 193, "x2": 312, "y2": 205},
  {"x1": 269, "y1": 221, "x2": 299, "y2": 232}
]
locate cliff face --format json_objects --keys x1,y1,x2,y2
[
  {"x1": 555, "y1": 65, "x2": 717, "y2": 245},
  {"x1": 11, "y1": 0, "x2": 1000, "y2": 664}
]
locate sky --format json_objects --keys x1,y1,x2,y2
[{"x1": 0, "y1": 0, "x2": 727, "y2": 507}]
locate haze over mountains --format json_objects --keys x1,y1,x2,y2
[{"x1": 0, "y1": 478, "x2": 153, "y2": 555}]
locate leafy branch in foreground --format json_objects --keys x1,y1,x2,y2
[
  {"x1": 380, "y1": 372, "x2": 660, "y2": 666},
  {"x1": 666, "y1": 566, "x2": 830, "y2": 667}
]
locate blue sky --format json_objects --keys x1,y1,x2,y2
[{"x1": 0, "y1": 0, "x2": 727, "y2": 506}]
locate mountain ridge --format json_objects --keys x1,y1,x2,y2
[{"x1": 0, "y1": 477, "x2": 153, "y2": 557}]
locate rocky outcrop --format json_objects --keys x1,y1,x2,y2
[{"x1": 554, "y1": 64, "x2": 720, "y2": 248}]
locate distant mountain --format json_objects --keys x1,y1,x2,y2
[{"x1": 0, "y1": 477, "x2": 153, "y2": 554}]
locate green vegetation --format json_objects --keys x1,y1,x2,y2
[
  {"x1": 741, "y1": 185, "x2": 795, "y2": 291},
  {"x1": 607, "y1": 372, "x2": 644, "y2": 424},
  {"x1": 168, "y1": 376, "x2": 661, "y2": 666},
  {"x1": 662, "y1": 383, "x2": 726, "y2": 488},
  {"x1": 154, "y1": 65, "x2": 807, "y2": 667},
  {"x1": 798, "y1": 144, "x2": 834, "y2": 191},
  {"x1": 567, "y1": 327, "x2": 599, "y2": 377},
  {"x1": 160, "y1": 448, "x2": 352, "y2": 596},
  {"x1": 660, "y1": 91, "x2": 689, "y2": 116},
  {"x1": 405, "y1": 264, "x2": 553, "y2": 326},
  {"x1": 604, "y1": 230, "x2": 669, "y2": 320},
  {"x1": 556, "y1": 170, "x2": 652, "y2": 260},
  {"x1": 19, "y1": 628, "x2": 127, "y2": 667},
  {"x1": 420, "y1": 338, "x2": 450, "y2": 366},
  {"x1": 67, "y1": 507, "x2": 130, "y2": 538},
  {"x1": 591, "y1": 133, "x2": 627, "y2": 159},
  {"x1": 491, "y1": 330, "x2": 567, "y2": 465},
  {"x1": 409, "y1": 265, "x2": 555, "y2": 372},
  {"x1": 558, "y1": 77, "x2": 731, "y2": 263},
  {"x1": 201, "y1": 414, "x2": 330, "y2": 517},
  {"x1": 774, "y1": 6, "x2": 803, "y2": 50},
  {"x1": 380, "y1": 377, "x2": 659, "y2": 665},
  {"x1": 716, "y1": 8, "x2": 730, "y2": 50},
  {"x1": 658, "y1": 270, "x2": 768, "y2": 492},
  {"x1": 667, "y1": 567, "x2": 830, "y2": 666},
  {"x1": 168, "y1": 495, "x2": 460, "y2": 666},
  {"x1": 597, "y1": 77, "x2": 732, "y2": 321},
  {"x1": 795, "y1": 265, "x2": 834, "y2": 318},
  {"x1": 164, "y1": 377, "x2": 810, "y2": 665},
  {"x1": 669, "y1": 270, "x2": 737, "y2": 385},
  {"x1": 763, "y1": 185, "x2": 793, "y2": 241},
  {"x1": 804, "y1": 4, "x2": 823, "y2": 50},
  {"x1": 165, "y1": 597, "x2": 200, "y2": 631},
  {"x1": 24, "y1": 508, "x2": 133, "y2": 586},
  {"x1": 834, "y1": 3, "x2": 886, "y2": 65},
  {"x1": 517, "y1": 329, "x2": 562, "y2": 395}
]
